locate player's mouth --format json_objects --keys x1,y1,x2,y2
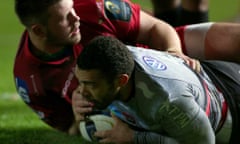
[
  {"x1": 71, "y1": 27, "x2": 80, "y2": 35},
  {"x1": 71, "y1": 22, "x2": 80, "y2": 35}
]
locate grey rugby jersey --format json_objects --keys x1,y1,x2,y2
[{"x1": 124, "y1": 46, "x2": 225, "y2": 144}]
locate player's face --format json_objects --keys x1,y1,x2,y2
[
  {"x1": 75, "y1": 68, "x2": 121, "y2": 109},
  {"x1": 45, "y1": 0, "x2": 81, "y2": 46}
]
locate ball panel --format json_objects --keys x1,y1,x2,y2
[
  {"x1": 79, "y1": 121, "x2": 93, "y2": 142},
  {"x1": 90, "y1": 115, "x2": 115, "y2": 128},
  {"x1": 79, "y1": 114, "x2": 115, "y2": 142}
]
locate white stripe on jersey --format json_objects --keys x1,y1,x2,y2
[{"x1": 184, "y1": 22, "x2": 214, "y2": 59}]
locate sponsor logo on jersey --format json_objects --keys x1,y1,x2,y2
[
  {"x1": 104, "y1": 0, "x2": 131, "y2": 21},
  {"x1": 143, "y1": 56, "x2": 167, "y2": 71},
  {"x1": 62, "y1": 68, "x2": 75, "y2": 98},
  {"x1": 158, "y1": 102, "x2": 191, "y2": 129},
  {"x1": 15, "y1": 77, "x2": 30, "y2": 103}
]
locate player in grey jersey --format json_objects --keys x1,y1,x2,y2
[{"x1": 73, "y1": 36, "x2": 240, "y2": 144}]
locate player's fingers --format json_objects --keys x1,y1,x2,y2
[
  {"x1": 73, "y1": 105, "x2": 93, "y2": 121},
  {"x1": 74, "y1": 115, "x2": 84, "y2": 122},
  {"x1": 189, "y1": 59, "x2": 201, "y2": 73},
  {"x1": 72, "y1": 87, "x2": 82, "y2": 99},
  {"x1": 194, "y1": 59, "x2": 201, "y2": 73},
  {"x1": 74, "y1": 106, "x2": 92, "y2": 115},
  {"x1": 72, "y1": 100, "x2": 92, "y2": 114},
  {"x1": 98, "y1": 137, "x2": 113, "y2": 144},
  {"x1": 73, "y1": 99, "x2": 93, "y2": 108},
  {"x1": 97, "y1": 132, "x2": 114, "y2": 144},
  {"x1": 94, "y1": 130, "x2": 110, "y2": 139},
  {"x1": 72, "y1": 100, "x2": 93, "y2": 121}
]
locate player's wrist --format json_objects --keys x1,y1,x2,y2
[
  {"x1": 134, "y1": 131, "x2": 144, "y2": 144},
  {"x1": 68, "y1": 120, "x2": 80, "y2": 135}
]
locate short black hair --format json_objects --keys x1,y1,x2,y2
[
  {"x1": 14, "y1": 0, "x2": 61, "y2": 27},
  {"x1": 77, "y1": 36, "x2": 135, "y2": 82}
]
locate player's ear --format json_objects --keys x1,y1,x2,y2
[
  {"x1": 30, "y1": 24, "x2": 46, "y2": 38},
  {"x1": 117, "y1": 74, "x2": 129, "y2": 87}
]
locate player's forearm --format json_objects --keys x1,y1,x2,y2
[
  {"x1": 134, "y1": 131, "x2": 179, "y2": 144},
  {"x1": 68, "y1": 120, "x2": 80, "y2": 135},
  {"x1": 137, "y1": 11, "x2": 182, "y2": 54},
  {"x1": 149, "y1": 21, "x2": 182, "y2": 54}
]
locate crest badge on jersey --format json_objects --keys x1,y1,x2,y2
[
  {"x1": 15, "y1": 77, "x2": 30, "y2": 103},
  {"x1": 104, "y1": 0, "x2": 131, "y2": 21},
  {"x1": 143, "y1": 56, "x2": 167, "y2": 71}
]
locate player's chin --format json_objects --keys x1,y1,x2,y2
[
  {"x1": 70, "y1": 34, "x2": 81, "y2": 44},
  {"x1": 69, "y1": 29, "x2": 81, "y2": 42}
]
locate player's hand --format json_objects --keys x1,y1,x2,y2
[
  {"x1": 94, "y1": 114, "x2": 134, "y2": 144},
  {"x1": 169, "y1": 51, "x2": 201, "y2": 73},
  {"x1": 72, "y1": 86, "x2": 94, "y2": 122}
]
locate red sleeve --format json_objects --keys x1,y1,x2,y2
[
  {"x1": 113, "y1": 0, "x2": 141, "y2": 43},
  {"x1": 175, "y1": 25, "x2": 187, "y2": 55}
]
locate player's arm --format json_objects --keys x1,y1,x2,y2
[
  {"x1": 204, "y1": 22, "x2": 240, "y2": 63},
  {"x1": 134, "y1": 131, "x2": 179, "y2": 144},
  {"x1": 69, "y1": 86, "x2": 94, "y2": 135},
  {"x1": 158, "y1": 96, "x2": 215, "y2": 144},
  {"x1": 14, "y1": 72, "x2": 76, "y2": 132},
  {"x1": 179, "y1": 22, "x2": 240, "y2": 63},
  {"x1": 135, "y1": 96, "x2": 215, "y2": 144},
  {"x1": 97, "y1": 93, "x2": 215, "y2": 144},
  {"x1": 94, "y1": 98, "x2": 214, "y2": 144},
  {"x1": 95, "y1": 120, "x2": 180, "y2": 144},
  {"x1": 17, "y1": 92, "x2": 74, "y2": 132},
  {"x1": 136, "y1": 10, "x2": 200, "y2": 71},
  {"x1": 136, "y1": 10, "x2": 182, "y2": 54}
]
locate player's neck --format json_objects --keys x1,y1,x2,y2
[
  {"x1": 29, "y1": 32, "x2": 64, "y2": 55},
  {"x1": 120, "y1": 76, "x2": 134, "y2": 102},
  {"x1": 29, "y1": 36, "x2": 72, "y2": 61}
]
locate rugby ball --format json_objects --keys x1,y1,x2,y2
[{"x1": 79, "y1": 114, "x2": 115, "y2": 142}]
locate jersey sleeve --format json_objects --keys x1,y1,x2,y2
[
  {"x1": 14, "y1": 77, "x2": 74, "y2": 132},
  {"x1": 113, "y1": 0, "x2": 141, "y2": 43},
  {"x1": 100, "y1": 0, "x2": 141, "y2": 43},
  {"x1": 156, "y1": 95, "x2": 215, "y2": 144},
  {"x1": 134, "y1": 131, "x2": 179, "y2": 144}
]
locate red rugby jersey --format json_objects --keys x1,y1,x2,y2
[{"x1": 14, "y1": 31, "x2": 83, "y2": 131}]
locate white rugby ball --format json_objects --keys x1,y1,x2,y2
[{"x1": 79, "y1": 114, "x2": 115, "y2": 142}]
